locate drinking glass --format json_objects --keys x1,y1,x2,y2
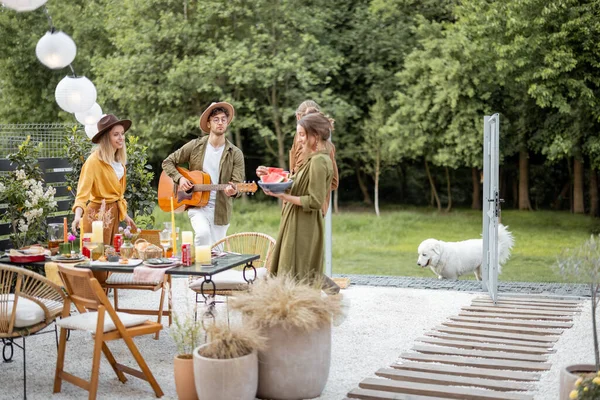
[
  {"x1": 47, "y1": 223, "x2": 64, "y2": 252},
  {"x1": 159, "y1": 230, "x2": 171, "y2": 259}
]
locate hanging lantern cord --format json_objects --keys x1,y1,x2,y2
[
  {"x1": 43, "y1": 5, "x2": 54, "y2": 33},
  {"x1": 68, "y1": 64, "x2": 77, "y2": 77}
]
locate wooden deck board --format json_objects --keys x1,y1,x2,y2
[
  {"x1": 348, "y1": 388, "x2": 449, "y2": 400},
  {"x1": 459, "y1": 310, "x2": 572, "y2": 321},
  {"x1": 442, "y1": 321, "x2": 564, "y2": 336},
  {"x1": 359, "y1": 377, "x2": 534, "y2": 400},
  {"x1": 392, "y1": 361, "x2": 541, "y2": 381},
  {"x1": 462, "y1": 306, "x2": 576, "y2": 317},
  {"x1": 424, "y1": 331, "x2": 556, "y2": 348},
  {"x1": 412, "y1": 344, "x2": 549, "y2": 362},
  {"x1": 376, "y1": 368, "x2": 533, "y2": 392},
  {"x1": 470, "y1": 301, "x2": 579, "y2": 313},
  {"x1": 474, "y1": 296, "x2": 582, "y2": 306},
  {"x1": 435, "y1": 325, "x2": 560, "y2": 343},
  {"x1": 449, "y1": 315, "x2": 573, "y2": 329},
  {"x1": 416, "y1": 336, "x2": 554, "y2": 354},
  {"x1": 400, "y1": 352, "x2": 552, "y2": 371}
]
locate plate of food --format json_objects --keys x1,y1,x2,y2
[
  {"x1": 258, "y1": 168, "x2": 293, "y2": 194},
  {"x1": 143, "y1": 258, "x2": 178, "y2": 268},
  {"x1": 51, "y1": 254, "x2": 87, "y2": 263},
  {"x1": 9, "y1": 247, "x2": 48, "y2": 263}
]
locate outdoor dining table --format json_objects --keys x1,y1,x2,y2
[{"x1": 75, "y1": 252, "x2": 260, "y2": 299}]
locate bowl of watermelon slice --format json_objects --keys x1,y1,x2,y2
[{"x1": 258, "y1": 167, "x2": 293, "y2": 194}]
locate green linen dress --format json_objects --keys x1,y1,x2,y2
[{"x1": 270, "y1": 150, "x2": 334, "y2": 282}]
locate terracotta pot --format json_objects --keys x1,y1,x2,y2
[
  {"x1": 559, "y1": 364, "x2": 596, "y2": 400},
  {"x1": 174, "y1": 354, "x2": 197, "y2": 400},
  {"x1": 257, "y1": 323, "x2": 331, "y2": 400},
  {"x1": 193, "y1": 344, "x2": 258, "y2": 400}
]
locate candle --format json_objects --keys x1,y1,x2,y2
[
  {"x1": 79, "y1": 224, "x2": 83, "y2": 254},
  {"x1": 181, "y1": 231, "x2": 193, "y2": 244},
  {"x1": 63, "y1": 217, "x2": 68, "y2": 243},
  {"x1": 195, "y1": 245, "x2": 211, "y2": 265},
  {"x1": 170, "y1": 196, "x2": 177, "y2": 257},
  {"x1": 91, "y1": 220, "x2": 103, "y2": 244}
]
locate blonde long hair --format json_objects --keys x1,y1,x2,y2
[{"x1": 94, "y1": 126, "x2": 127, "y2": 165}]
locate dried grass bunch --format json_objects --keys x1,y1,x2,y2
[
  {"x1": 198, "y1": 323, "x2": 266, "y2": 360},
  {"x1": 229, "y1": 275, "x2": 342, "y2": 332}
]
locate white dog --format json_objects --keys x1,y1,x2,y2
[{"x1": 417, "y1": 225, "x2": 514, "y2": 280}]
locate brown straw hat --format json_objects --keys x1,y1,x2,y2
[
  {"x1": 199, "y1": 102, "x2": 235, "y2": 133},
  {"x1": 92, "y1": 114, "x2": 132, "y2": 143}
]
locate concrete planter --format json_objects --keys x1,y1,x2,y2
[
  {"x1": 173, "y1": 354, "x2": 197, "y2": 400},
  {"x1": 193, "y1": 344, "x2": 258, "y2": 400},
  {"x1": 559, "y1": 364, "x2": 596, "y2": 400},
  {"x1": 257, "y1": 323, "x2": 331, "y2": 400}
]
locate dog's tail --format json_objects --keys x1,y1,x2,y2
[{"x1": 498, "y1": 224, "x2": 515, "y2": 271}]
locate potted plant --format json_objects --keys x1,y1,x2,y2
[
  {"x1": 193, "y1": 322, "x2": 265, "y2": 400},
  {"x1": 169, "y1": 301, "x2": 204, "y2": 400},
  {"x1": 229, "y1": 275, "x2": 342, "y2": 400},
  {"x1": 555, "y1": 235, "x2": 600, "y2": 400}
]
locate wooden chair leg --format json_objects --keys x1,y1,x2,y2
[
  {"x1": 101, "y1": 342, "x2": 127, "y2": 383},
  {"x1": 154, "y1": 284, "x2": 166, "y2": 340},
  {"x1": 122, "y1": 335, "x2": 164, "y2": 397},
  {"x1": 113, "y1": 288, "x2": 119, "y2": 311},
  {"x1": 167, "y1": 276, "x2": 173, "y2": 326},
  {"x1": 53, "y1": 327, "x2": 69, "y2": 393},
  {"x1": 88, "y1": 311, "x2": 105, "y2": 400}
]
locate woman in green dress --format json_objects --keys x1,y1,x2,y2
[{"x1": 262, "y1": 111, "x2": 338, "y2": 290}]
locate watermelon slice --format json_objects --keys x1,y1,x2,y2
[
  {"x1": 262, "y1": 173, "x2": 285, "y2": 183},
  {"x1": 267, "y1": 167, "x2": 284, "y2": 174}
]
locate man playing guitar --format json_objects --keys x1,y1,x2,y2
[{"x1": 162, "y1": 102, "x2": 245, "y2": 246}]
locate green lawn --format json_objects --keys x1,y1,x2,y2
[{"x1": 152, "y1": 202, "x2": 600, "y2": 283}]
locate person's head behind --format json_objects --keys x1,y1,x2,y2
[
  {"x1": 296, "y1": 111, "x2": 335, "y2": 152},
  {"x1": 207, "y1": 107, "x2": 230, "y2": 135},
  {"x1": 296, "y1": 100, "x2": 320, "y2": 120},
  {"x1": 95, "y1": 124, "x2": 127, "y2": 165}
]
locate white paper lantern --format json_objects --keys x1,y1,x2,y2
[
  {"x1": 85, "y1": 124, "x2": 98, "y2": 140},
  {"x1": 1, "y1": 0, "x2": 48, "y2": 11},
  {"x1": 55, "y1": 75, "x2": 97, "y2": 113},
  {"x1": 35, "y1": 31, "x2": 76, "y2": 69},
  {"x1": 75, "y1": 103, "x2": 102, "y2": 126}
]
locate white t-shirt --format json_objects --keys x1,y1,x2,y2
[
  {"x1": 203, "y1": 143, "x2": 225, "y2": 208},
  {"x1": 111, "y1": 161, "x2": 124, "y2": 180}
]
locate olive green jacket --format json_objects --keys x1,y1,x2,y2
[{"x1": 161, "y1": 136, "x2": 245, "y2": 225}]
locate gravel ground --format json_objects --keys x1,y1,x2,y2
[{"x1": 0, "y1": 278, "x2": 591, "y2": 400}]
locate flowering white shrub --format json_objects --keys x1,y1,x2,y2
[{"x1": 0, "y1": 137, "x2": 58, "y2": 249}]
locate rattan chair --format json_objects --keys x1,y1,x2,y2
[
  {"x1": 55, "y1": 264, "x2": 163, "y2": 400},
  {"x1": 0, "y1": 263, "x2": 66, "y2": 399},
  {"x1": 188, "y1": 232, "x2": 276, "y2": 302}
]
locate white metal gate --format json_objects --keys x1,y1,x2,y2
[{"x1": 482, "y1": 114, "x2": 501, "y2": 303}]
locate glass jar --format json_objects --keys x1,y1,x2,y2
[{"x1": 120, "y1": 240, "x2": 134, "y2": 260}]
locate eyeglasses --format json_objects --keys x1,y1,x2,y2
[{"x1": 211, "y1": 117, "x2": 228, "y2": 124}]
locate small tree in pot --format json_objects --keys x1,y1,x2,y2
[
  {"x1": 555, "y1": 235, "x2": 600, "y2": 400},
  {"x1": 230, "y1": 275, "x2": 342, "y2": 400},
  {"x1": 170, "y1": 302, "x2": 203, "y2": 400}
]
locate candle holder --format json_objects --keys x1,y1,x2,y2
[{"x1": 58, "y1": 242, "x2": 71, "y2": 257}]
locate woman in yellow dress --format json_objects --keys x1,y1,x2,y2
[{"x1": 71, "y1": 114, "x2": 137, "y2": 244}]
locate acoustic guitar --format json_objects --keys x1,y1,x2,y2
[{"x1": 158, "y1": 167, "x2": 257, "y2": 212}]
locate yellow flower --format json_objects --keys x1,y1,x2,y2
[
  {"x1": 593, "y1": 376, "x2": 600, "y2": 385},
  {"x1": 569, "y1": 389, "x2": 578, "y2": 399},
  {"x1": 597, "y1": 370, "x2": 600, "y2": 376},
  {"x1": 67, "y1": 186, "x2": 72, "y2": 191},
  {"x1": 576, "y1": 378, "x2": 583, "y2": 387},
  {"x1": 583, "y1": 386, "x2": 588, "y2": 392}
]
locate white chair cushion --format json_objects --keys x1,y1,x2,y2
[
  {"x1": 2, "y1": 294, "x2": 45, "y2": 328},
  {"x1": 105, "y1": 272, "x2": 160, "y2": 285},
  {"x1": 189, "y1": 267, "x2": 268, "y2": 291},
  {"x1": 57, "y1": 311, "x2": 149, "y2": 333}
]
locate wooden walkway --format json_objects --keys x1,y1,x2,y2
[{"x1": 345, "y1": 295, "x2": 583, "y2": 400}]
